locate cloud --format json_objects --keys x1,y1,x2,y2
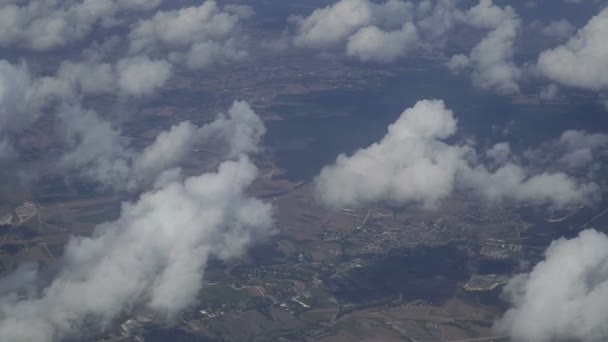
[
  {"x1": 446, "y1": 54, "x2": 471, "y2": 72},
  {"x1": 459, "y1": 164, "x2": 598, "y2": 208},
  {"x1": 288, "y1": 0, "x2": 525, "y2": 93},
  {"x1": 539, "y1": 83, "x2": 560, "y2": 101},
  {"x1": 539, "y1": 19, "x2": 576, "y2": 40},
  {"x1": 291, "y1": 0, "x2": 522, "y2": 92},
  {"x1": 0, "y1": 60, "x2": 79, "y2": 135},
  {"x1": 182, "y1": 38, "x2": 247, "y2": 69},
  {"x1": 560, "y1": 130, "x2": 608, "y2": 150},
  {"x1": 467, "y1": 18, "x2": 521, "y2": 94},
  {"x1": 447, "y1": 0, "x2": 522, "y2": 94},
  {"x1": 0, "y1": 0, "x2": 258, "y2": 189},
  {"x1": 0, "y1": 4, "x2": 269, "y2": 338},
  {"x1": 314, "y1": 99, "x2": 599, "y2": 209},
  {"x1": 346, "y1": 23, "x2": 419, "y2": 63},
  {"x1": 524, "y1": 129, "x2": 608, "y2": 173},
  {"x1": 0, "y1": 56, "x2": 172, "y2": 118},
  {"x1": 131, "y1": 121, "x2": 201, "y2": 183},
  {"x1": 498, "y1": 229, "x2": 608, "y2": 342},
  {"x1": 291, "y1": 0, "x2": 377, "y2": 49},
  {"x1": 0, "y1": 55, "x2": 174, "y2": 170},
  {"x1": 537, "y1": 7, "x2": 608, "y2": 91},
  {"x1": 486, "y1": 142, "x2": 511, "y2": 164},
  {"x1": 0, "y1": 98, "x2": 272, "y2": 341},
  {"x1": 0, "y1": 156, "x2": 274, "y2": 342},
  {"x1": 290, "y1": 0, "x2": 465, "y2": 54},
  {"x1": 60, "y1": 100, "x2": 266, "y2": 191},
  {"x1": 0, "y1": 139, "x2": 15, "y2": 161},
  {"x1": 0, "y1": 61, "x2": 39, "y2": 135},
  {"x1": 0, "y1": 0, "x2": 162, "y2": 51},
  {"x1": 57, "y1": 56, "x2": 173, "y2": 98},
  {"x1": 0, "y1": 60, "x2": 78, "y2": 157},
  {"x1": 56, "y1": 60, "x2": 117, "y2": 95},
  {"x1": 464, "y1": 0, "x2": 514, "y2": 30},
  {"x1": 128, "y1": 1, "x2": 251, "y2": 69},
  {"x1": 315, "y1": 99, "x2": 464, "y2": 209},
  {"x1": 0, "y1": 45, "x2": 258, "y2": 187},
  {"x1": 116, "y1": 0, "x2": 162, "y2": 10},
  {"x1": 196, "y1": 100, "x2": 267, "y2": 158},
  {"x1": 291, "y1": 0, "x2": 426, "y2": 60},
  {"x1": 131, "y1": 100, "x2": 266, "y2": 186},
  {"x1": 57, "y1": 105, "x2": 196, "y2": 191},
  {"x1": 558, "y1": 130, "x2": 608, "y2": 167},
  {"x1": 415, "y1": 0, "x2": 463, "y2": 43},
  {"x1": 58, "y1": 105, "x2": 132, "y2": 189},
  {"x1": 115, "y1": 56, "x2": 172, "y2": 97}
]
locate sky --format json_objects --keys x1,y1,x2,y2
[{"x1": 0, "y1": 0, "x2": 606, "y2": 341}]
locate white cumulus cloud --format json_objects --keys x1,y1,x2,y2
[
  {"x1": 537, "y1": 7, "x2": 608, "y2": 91},
  {"x1": 0, "y1": 0, "x2": 162, "y2": 51},
  {"x1": 128, "y1": 1, "x2": 251, "y2": 69},
  {"x1": 498, "y1": 229, "x2": 608, "y2": 342},
  {"x1": 60, "y1": 101, "x2": 266, "y2": 191},
  {"x1": 448, "y1": 0, "x2": 522, "y2": 94},
  {"x1": 315, "y1": 99, "x2": 599, "y2": 209},
  {"x1": 0, "y1": 156, "x2": 274, "y2": 342}
]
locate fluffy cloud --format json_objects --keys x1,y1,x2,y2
[
  {"x1": 128, "y1": 1, "x2": 251, "y2": 69},
  {"x1": 60, "y1": 101, "x2": 266, "y2": 190},
  {"x1": 182, "y1": 39, "x2": 247, "y2": 69},
  {"x1": 0, "y1": 61, "x2": 39, "y2": 135},
  {"x1": 291, "y1": 0, "x2": 425, "y2": 61},
  {"x1": 448, "y1": 0, "x2": 522, "y2": 94},
  {"x1": 0, "y1": 156, "x2": 274, "y2": 342},
  {"x1": 58, "y1": 105, "x2": 132, "y2": 189},
  {"x1": 292, "y1": 0, "x2": 525, "y2": 92},
  {"x1": 131, "y1": 121, "x2": 201, "y2": 183},
  {"x1": 0, "y1": 139, "x2": 15, "y2": 161},
  {"x1": 558, "y1": 130, "x2": 608, "y2": 168},
  {"x1": 0, "y1": 0, "x2": 257, "y2": 186},
  {"x1": 0, "y1": 55, "x2": 174, "y2": 168},
  {"x1": 459, "y1": 164, "x2": 598, "y2": 208},
  {"x1": 0, "y1": 3, "x2": 271, "y2": 338},
  {"x1": 537, "y1": 7, "x2": 608, "y2": 91},
  {"x1": 315, "y1": 99, "x2": 464, "y2": 209},
  {"x1": 464, "y1": 0, "x2": 514, "y2": 30},
  {"x1": 315, "y1": 99, "x2": 599, "y2": 209},
  {"x1": 539, "y1": 83, "x2": 560, "y2": 101},
  {"x1": 469, "y1": 18, "x2": 521, "y2": 94},
  {"x1": 0, "y1": 60, "x2": 84, "y2": 134},
  {"x1": 539, "y1": 19, "x2": 576, "y2": 40},
  {"x1": 56, "y1": 60, "x2": 117, "y2": 95},
  {"x1": 346, "y1": 23, "x2": 419, "y2": 63},
  {"x1": 291, "y1": 0, "x2": 377, "y2": 49},
  {"x1": 196, "y1": 100, "x2": 267, "y2": 158},
  {"x1": 486, "y1": 142, "x2": 511, "y2": 164},
  {"x1": 446, "y1": 54, "x2": 471, "y2": 71},
  {"x1": 524, "y1": 129, "x2": 608, "y2": 172},
  {"x1": 0, "y1": 60, "x2": 79, "y2": 157},
  {"x1": 315, "y1": 101, "x2": 467, "y2": 206},
  {"x1": 0, "y1": 0, "x2": 162, "y2": 51},
  {"x1": 291, "y1": 0, "x2": 523, "y2": 87},
  {"x1": 498, "y1": 229, "x2": 608, "y2": 342},
  {"x1": 115, "y1": 56, "x2": 172, "y2": 97},
  {"x1": 0, "y1": 56, "x2": 172, "y2": 117},
  {"x1": 57, "y1": 56, "x2": 172, "y2": 97},
  {"x1": 415, "y1": 0, "x2": 463, "y2": 43},
  {"x1": 0, "y1": 98, "x2": 272, "y2": 341}
]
